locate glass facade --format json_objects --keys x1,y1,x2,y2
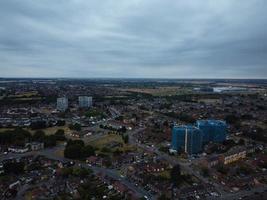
[
  {"x1": 171, "y1": 125, "x2": 203, "y2": 155},
  {"x1": 196, "y1": 120, "x2": 227, "y2": 143}
]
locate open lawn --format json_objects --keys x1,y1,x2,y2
[
  {"x1": 115, "y1": 87, "x2": 192, "y2": 96},
  {"x1": 88, "y1": 133, "x2": 123, "y2": 148},
  {"x1": 8, "y1": 91, "x2": 39, "y2": 98},
  {"x1": 87, "y1": 133, "x2": 137, "y2": 154},
  {"x1": 0, "y1": 125, "x2": 71, "y2": 136},
  {"x1": 158, "y1": 170, "x2": 171, "y2": 180}
]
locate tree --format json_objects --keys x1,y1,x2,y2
[
  {"x1": 159, "y1": 146, "x2": 169, "y2": 153},
  {"x1": 115, "y1": 115, "x2": 124, "y2": 121},
  {"x1": 43, "y1": 135, "x2": 57, "y2": 147},
  {"x1": 178, "y1": 113, "x2": 196, "y2": 124},
  {"x1": 170, "y1": 164, "x2": 182, "y2": 187},
  {"x1": 119, "y1": 126, "x2": 127, "y2": 133},
  {"x1": 163, "y1": 120, "x2": 169, "y2": 127},
  {"x1": 61, "y1": 167, "x2": 73, "y2": 178},
  {"x1": 4, "y1": 162, "x2": 25, "y2": 175},
  {"x1": 56, "y1": 120, "x2": 66, "y2": 126},
  {"x1": 238, "y1": 138, "x2": 245, "y2": 145},
  {"x1": 113, "y1": 149, "x2": 123, "y2": 156},
  {"x1": 66, "y1": 139, "x2": 84, "y2": 147},
  {"x1": 225, "y1": 114, "x2": 239, "y2": 124},
  {"x1": 101, "y1": 147, "x2": 111, "y2": 153},
  {"x1": 122, "y1": 134, "x2": 129, "y2": 144},
  {"x1": 73, "y1": 167, "x2": 92, "y2": 177},
  {"x1": 237, "y1": 165, "x2": 253, "y2": 175},
  {"x1": 103, "y1": 157, "x2": 112, "y2": 167},
  {"x1": 30, "y1": 120, "x2": 47, "y2": 130},
  {"x1": 69, "y1": 123, "x2": 82, "y2": 131},
  {"x1": 85, "y1": 109, "x2": 105, "y2": 118},
  {"x1": 54, "y1": 129, "x2": 66, "y2": 141},
  {"x1": 158, "y1": 194, "x2": 170, "y2": 200},
  {"x1": 32, "y1": 130, "x2": 46, "y2": 142},
  {"x1": 222, "y1": 139, "x2": 236, "y2": 148},
  {"x1": 82, "y1": 145, "x2": 95, "y2": 157},
  {"x1": 0, "y1": 128, "x2": 31, "y2": 145},
  {"x1": 64, "y1": 140, "x2": 94, "y2": 160},
  {"x1": 217, "y1": 164, "x2": 228, "y2": 175},
  {"x1": 201, "y1": 167, "x2": 210, "y2": 177},
  {"x1": 64, "y1": 144, "x2": 83, "y2": 159}
]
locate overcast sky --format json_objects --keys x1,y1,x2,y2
[{"x1": 0, "y1": 0, "x2": 267, "y2": 78}]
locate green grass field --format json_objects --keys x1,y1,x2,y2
[{"x1": 0, "y1": 125, "x2": 71, "y2": 136}]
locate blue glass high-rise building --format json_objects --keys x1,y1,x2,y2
[
  {"x1": 196, "y1": 120, "x2": 227, "y2": 143},
  {"x1": 171, "y1": 125, "x2": 203, "y2": 155}
]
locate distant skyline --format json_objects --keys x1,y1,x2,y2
[{"x1": 0, "y1": 0, "x2": 267, "y2": 78}]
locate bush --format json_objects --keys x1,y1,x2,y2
[
  {"x1": 54, "y1": 129, "x2": 66, "y2": 141},
  {"x1": 101, "y1": 147, "x2": 111, "y2": 153},
  {"x1": 225, "y1": 114, "x2": 239, "y2": 124},
  {"x1": 170, "y1": 164, "x2": 181, "y2": 186},
  {"x1": 30, "y1": 120, "x2": 47, "y2": 130},
  {"x1": 4, "y1": 162, "x2": 25, "y2": 175},
  {"x1": 85, "y1": 109, "x2": 105, "y2": 118},
  {"x1": 43, "y1": 135, "x2": 57, "y2": 147},
  {"x1": 82, "y1": 145, "x2": 95, "y2": 157},
  {"x1": 122, "y1": 134, "x2": 129, "y2": 143},
  {"x1": 69, "y1": 123, "x2": 82, "y2": 131},
  {"x1": 217, "y1": 165, "x2": 228, "y2": 175},
  {"x1": 201, "y1": 167, "x2": 210, "y2": 177},
  {"x1": 72, "y1": 167, "x2": 92, "y2": 177},
  {"x1": 56, "y1": 120, "x2": 66, "y2": 126},
  {"x1": 32, "y1": 130, "x2": 46, "y2": 142},
  {"x1": 0, "y1": 128, "x2": 31, "y2": 145},
  {"x1": 66, "y1": 139, "x2": 85, "y2": 147}
]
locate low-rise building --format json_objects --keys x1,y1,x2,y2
[
  {"x1": 26, "y1": 142, "x2": 44, "y2": 151},
  {"x1": 0, "y1": 163, "x2": 4, "y2": 174},
  {"x1": 8, "y1": 146, "x2": 28, "y2": 153},
  {"x1": 86, "y1": 156, "x2": 103, "y2": 166},
  {"x1": 224, "y1": 147, "x2": 246, "y2": 165},
  {"x1": 200, "y1": 155, "x2": 224, "y2": 168}
]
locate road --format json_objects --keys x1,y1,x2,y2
[
  {"x1": 0, "y1": 144, "x2": 155, "y2": 200},
  {"x1": 208, "y1": 186, "x2": 267, "y2": 200}
]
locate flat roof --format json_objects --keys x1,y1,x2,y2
[
  {"x1": 173, "y1": 125, "x2": 198, "y2": 130},
  {"x1": 196, "y1": 120, "x2": 226, "y2": 126}
]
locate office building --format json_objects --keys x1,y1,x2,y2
[
  {"x1": 196, "y1": 120, "x2": 227, "y2": 143},
  {"x1": 57, "y1": 97, "x2": 68, "y2": 112},
  {"x1": 170, "y1": 125, "x2": 203, "y2": 155},
  {"x1": 78, "y1": 96, "x2": 92, "y2": 108}
]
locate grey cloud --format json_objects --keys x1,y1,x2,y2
[{"x1": 0, "y1": 0, "x2": 267, "y2": 78}]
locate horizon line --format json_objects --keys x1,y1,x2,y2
[{"x1": 0, "y1": 77, "x2": 267, "y2": 80}]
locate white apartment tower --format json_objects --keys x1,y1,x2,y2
[
  {"x1": 78, "y1": 96, "x2": 92, "y2": 108},
  {"x1": 57, "y1": 97, "x2": 68, "y2": 112}
]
